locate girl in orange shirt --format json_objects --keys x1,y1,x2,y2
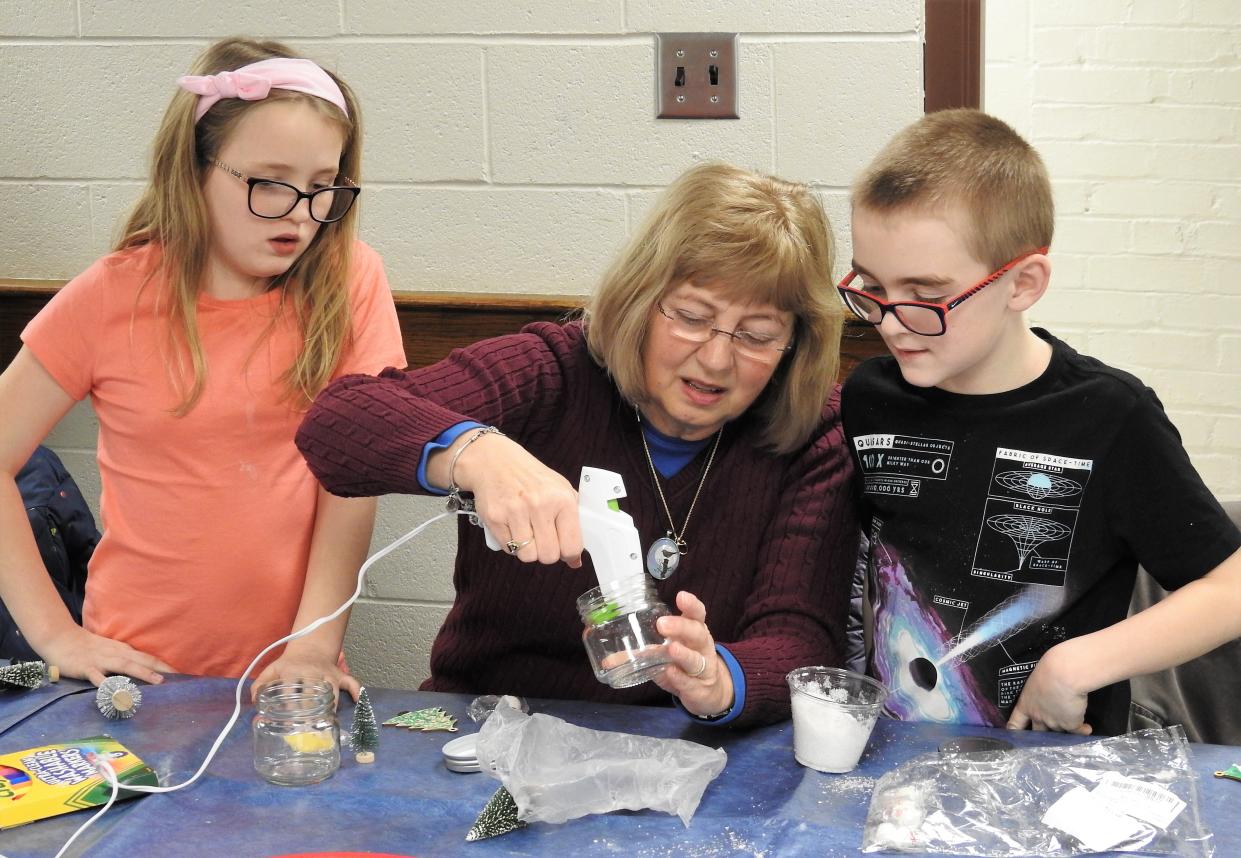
[{"x1": 0, "y1": 37, "x2": 405, "y2": 701}]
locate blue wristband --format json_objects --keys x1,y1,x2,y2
[
  {"x1": 417, "y1": 421, "x2": 487, "y2": 494},
  {"x1": 674, "y1": 643, "x2": 746, "y2": 725}
]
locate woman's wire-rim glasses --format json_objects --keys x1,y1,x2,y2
[
  {"x1": 656, "y1": 302, "x2": 794, "y2": 363},
  {"x1": 212, "y1": 160, "x2": 360, "y2": 224},
  {"x1": 836, "y1": 246, "x2": 1049, "y2": 337}
]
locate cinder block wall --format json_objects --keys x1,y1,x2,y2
[
  {"x1": 985, "y1": 0, "x2": 1241, "y2": 501},
  {"x1": 2, "y1": 2, "x2": 922, "y2": 688}
]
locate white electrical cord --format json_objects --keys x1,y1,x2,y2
[{"x1": 55, "y1": 509, "x2": 458, "y2": 858}]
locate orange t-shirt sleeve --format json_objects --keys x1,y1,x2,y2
[
  {"x1": 20, "y1": 259, "x2": 108, "y2": 400},
  {"x1": 338, "y1": 240, "x2": 406, "y2": 377}
]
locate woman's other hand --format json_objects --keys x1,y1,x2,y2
[{"x1": 652, "y1": 590, "x2": 734, "y2": 719}]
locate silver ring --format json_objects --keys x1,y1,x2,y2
[
  {"x1": 505, "y1": 539, "x2": 531, "y2": 555},
  {"x1": 687, "y1": 653, "x2": 708, "y2": 678}
]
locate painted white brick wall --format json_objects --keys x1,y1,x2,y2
[
  {"x1": 986, "y1": 0, "x2": 1241, "y2": 504},
  {"x1": 3, "y1": 1, "x2": 921, "y2": 689}
]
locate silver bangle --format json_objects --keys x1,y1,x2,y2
[{"x1": 446, "y1": 425, "x2": 504, "y2": 499}]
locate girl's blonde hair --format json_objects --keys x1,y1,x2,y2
[
  {"x1": 586, "y1": 162, "x2": 841, "y2": 455},
  {"x1": 118, "y1": 37, "x2": 362, "y2": 413}
]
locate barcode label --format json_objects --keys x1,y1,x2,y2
[
  {"x1": 1092, "y1": 772, "x2": 1186, "y2": 830},
  {"x1": 1042, "y1": 786, "x2": 1147, "y2": 852}
]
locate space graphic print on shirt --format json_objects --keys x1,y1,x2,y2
[
  {"x1": 853, "y1": 433, "x2": 1094, "y2": 726},
  {"x1": 853, "y1": 432, "x2": 953, "y2": 498},
  {"x1": 971, "y1": 448, "x2": 1092, "y2": 588}
]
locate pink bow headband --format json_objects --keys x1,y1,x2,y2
[{"x1": 177, "y1": 57, "x2": 348, "y2": 123}]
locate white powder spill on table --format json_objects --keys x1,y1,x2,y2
[
  {"x1": 820, "y1": 774, "x2": 876, "y2": 798},
  {"x1": 598, "y1": 823, "x2": 769, "y2": 857}
]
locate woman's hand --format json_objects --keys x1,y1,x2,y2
[
  {"x1": 39, "y1": 624, "x2": 174, "y2": 687},
  {"x1": 1007, "y1": 640, "x2": 1093, "y2": 735},
  {"x1": 250, "y1": 639, "x2": 360, "y2": 705},
  {"x1": 652, "y1": 591, "x2": 734, "y2": 719},
  {"x1": 451, "y1": 430, "x2": 583, "y2": 568}
]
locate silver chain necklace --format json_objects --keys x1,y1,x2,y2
[{"x1": 636, "y1": 408, "x2": 722, "y2": 580}]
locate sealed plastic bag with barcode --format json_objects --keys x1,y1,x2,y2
[{"x1": 862, "y1": 726, "x2": 1212, "y2": 857}]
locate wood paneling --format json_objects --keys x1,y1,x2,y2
[
  {"x1": 925, "y1": 0, "x2": 983, "y2": 112},
  {"x1": 1, "y1": 279, "x2": 886, "y2": 379}
]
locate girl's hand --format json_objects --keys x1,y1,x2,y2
[
  {"x1": 40, "y1": 624, "x2": 174, "y2": 687},
  {"x1": 453, "y1": 431, "x2": 583, "y2": 568},
  {"x1": 651, "y1": 591, "x2": 734, "y2": 720},
  {"x1": 250, "y1": 640, "x2": 360, "y2": 705},
  {"x1": 1007, "y1": 640, "x2": 1093, "y2": 735}
]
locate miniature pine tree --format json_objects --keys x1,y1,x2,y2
[
  {"x1": 466, "y1": 786, "x2": 528, "y2": 842},
  {"x1": 350, "y1": 687, "x2": 378, "y2": 763},
  {"x1": 96, "y1": 675, "x2": 142, "y2": 719},
  {"x1": 0, "y1": 660, "x2": 54, "y2": 690}
]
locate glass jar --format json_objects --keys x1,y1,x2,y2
[
  {"x1": 577, "y1": 577, "x2": 673, "y2": 688},
  {"x1": 252, "y1": 679, "x2": 340, "y2": 786}
]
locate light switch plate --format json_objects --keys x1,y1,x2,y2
[{"x1": 656, "y1": 33, "x2": 739, "y2": 119}]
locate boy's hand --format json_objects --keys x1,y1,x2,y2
[{"x1": 1007, "y1": 640, "x2": 1093, "y2": 735}]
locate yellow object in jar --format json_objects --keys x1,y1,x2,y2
[{"x1": 281, "y1": 730, "x2": 336, "y2": 753}]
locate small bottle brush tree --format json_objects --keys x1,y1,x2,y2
[
  {"x1": 350, "y1": 687, "x2": 378, "y2": 763},
  {"x1": 96, "y1": 675, "x2": 142, "y2": 719},
  {"x1": 0, "y1": 660, "x2": 57, "y2": 690}
]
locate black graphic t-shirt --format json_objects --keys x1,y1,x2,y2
[{"x1": 842, "y1": 329, "x2": 1240, "y2": 734}]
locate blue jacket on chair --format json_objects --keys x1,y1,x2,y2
[{"x1": 1, "y1": 445, "x2": 98, "y2": 661}]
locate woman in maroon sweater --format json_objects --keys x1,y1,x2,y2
[{"x1": 296, "y1": 162, "x2": 857, "y2": 727}]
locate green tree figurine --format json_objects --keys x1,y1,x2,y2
[
  {"x1": 466, "y1": 786, "x2": 528, "y2": 841},
  {"x1": 0, "y1": 660, "x2": 58, "y2": 690},
  {"x1": 350, "y1": 687, "x2": 378, "y2": 763}
]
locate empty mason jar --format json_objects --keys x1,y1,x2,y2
[
  {"x1": 252, "y1": 679, "x2": 340, "y2": 786},
  {"x1": 577, "y1": 577, "x2": 673, "y2": 688}
]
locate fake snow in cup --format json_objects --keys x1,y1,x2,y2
[{"x1": 786, "y1": 666, "x2": 888, "y2": 774}]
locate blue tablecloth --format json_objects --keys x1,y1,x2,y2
[{"x1": 1, "y1": 675, "x2": 1238, "y2": 857}]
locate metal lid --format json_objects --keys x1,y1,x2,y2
[{"x1": 442, "y1": 733, "x2": 479, "y2": 768}]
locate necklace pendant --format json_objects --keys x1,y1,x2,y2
[{"x1": 646, "y1": 535, "x2": 682, "y2": 580}]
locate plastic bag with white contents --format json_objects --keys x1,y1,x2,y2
[
  {"x1": 474, "y1": 701, "x2": 727, "y2": 826},
  {"x1": 862, "y1": 726, "x2": 1212, "y2": 857}
]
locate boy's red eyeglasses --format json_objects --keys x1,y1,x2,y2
[{"x1": 836, "y1": 247, "x2": 1049, "y2": 336}]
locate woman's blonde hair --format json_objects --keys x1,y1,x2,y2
[
  {"x1": 853, "y1": 109, "x2": 1054, "y2": 269},
  {"x1": 117, "y1": 37, "x2": 362, "y2": 413},
  {"x1": 586, "y1": 162, "x2": 841, "y2": 455}
]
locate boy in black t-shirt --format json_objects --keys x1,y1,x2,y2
[{"x1": 840, "y1": 109, "x2": 1241, "y2": 735}]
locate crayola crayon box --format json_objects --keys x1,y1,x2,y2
[{"x1": 0, "y1": 735, "x2": 157, "y2": 829}]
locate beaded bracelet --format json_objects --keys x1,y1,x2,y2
[{"x1": 445, "y1": 425, "x2": 504, "y2": 509}]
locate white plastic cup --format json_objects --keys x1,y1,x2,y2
[{"x1": 786, "y1": 666, "x2": 888, "y2": 773}]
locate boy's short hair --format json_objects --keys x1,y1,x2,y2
[{"x1": 853, "y1": 109, "x2": 1054, "y2": 268}]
